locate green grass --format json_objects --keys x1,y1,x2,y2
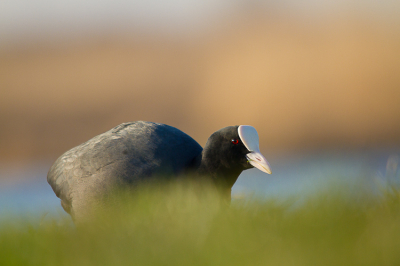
[{"x1": 1, "y1": 180, "x2": 400, "y2": 266}]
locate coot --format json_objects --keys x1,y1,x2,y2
[{"x1": 48, "y1": 121, "x2": 271, "y2": 220}]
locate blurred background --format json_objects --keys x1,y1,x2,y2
[{"x1": 0, "y1": 0, "x2": 399, "y2": 217}]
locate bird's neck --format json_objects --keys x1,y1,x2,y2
[{"x1": 193, "y1": 150, "x2": 243, "y2": 191}]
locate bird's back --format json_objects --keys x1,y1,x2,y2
[{"x1": 47, "y1": 121, "x2": 203, "y2": 220}]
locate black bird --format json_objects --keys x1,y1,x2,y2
[{"x1": 47, "y1": 121, "x2": 271, "y2": 221}]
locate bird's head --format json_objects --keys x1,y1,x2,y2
[{"x1": 201, "y1": 125, "x2": 271, "y2": 186}]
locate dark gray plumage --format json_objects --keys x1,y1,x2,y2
[{"x1": 48, "y1": 121, "x2": 271, "y2": 221}]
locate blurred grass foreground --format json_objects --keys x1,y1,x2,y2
[{"x1": 2, "y1": 179, "x2": 400, "y2": 266}]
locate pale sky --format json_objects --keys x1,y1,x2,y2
[{"x1": 0, "y1": 0, "x2": 399, "y2": 45}]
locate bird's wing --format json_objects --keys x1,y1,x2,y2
[{"x1": 47, "y1": 121, "x2": 202, "y2": 218}]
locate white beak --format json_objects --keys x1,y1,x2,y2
[
  {"x1": 246, "y1": 151, "x2": 272, "y2": 174},
  {"x1": 238, "y1": 125, "x2": 272, "y2": 174}
]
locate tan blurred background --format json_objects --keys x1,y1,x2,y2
[{"x1": 1, "y1": 0, "x2": 400, "y2": 165}]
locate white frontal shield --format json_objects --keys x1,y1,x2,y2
[{"x1": 238, "y1": 125, "x2": 272, "y2": 174}]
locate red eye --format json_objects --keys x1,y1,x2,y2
[{"x1": 231, "y1": 139, "x2": 239, "y2": 145}]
